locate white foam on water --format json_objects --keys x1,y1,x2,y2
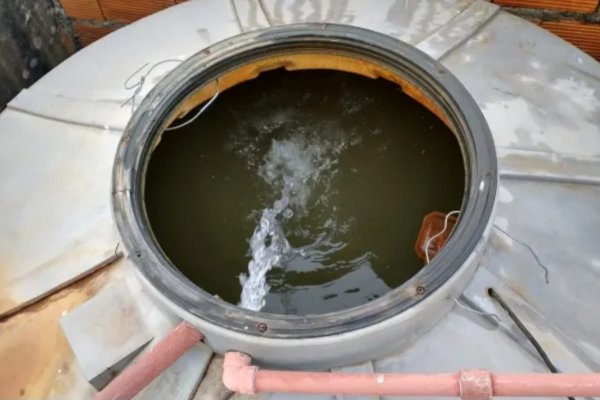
[
  {"x1": 239, "y1": 133, "x2": 356, "y2": 310},
  {"x1": 239, "y1": 206, "x2": 291, "y2": 310}
]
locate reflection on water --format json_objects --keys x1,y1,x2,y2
[{"x1": 145, "y1": 69, "x2": 464, "y2": 315}]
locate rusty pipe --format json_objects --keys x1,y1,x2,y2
[
  {"x1": 93, "y1": 322, "x2": 203, "y2": 400},
  {"x1": 222, "y1": 351, "x2": 600, "y2": 399}
]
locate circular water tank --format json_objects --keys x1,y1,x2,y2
[
  {"x1": 112, "y1": 25, "x2": 496, "y2": 367},
  {"x1": 2, "y1": 0, "x2": 600, "y2": 386}
]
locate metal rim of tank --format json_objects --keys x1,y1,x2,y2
[{"x1": 112, "y1": 24, "x2": 497, "y2": 339}]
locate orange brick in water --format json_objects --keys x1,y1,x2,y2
[{"x1": 414, "y1": 212, "x2": 458, "y2": 262}]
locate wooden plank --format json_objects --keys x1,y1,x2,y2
[{"x1": 0, "y1": 266, "x2": 113, "y2": 399}]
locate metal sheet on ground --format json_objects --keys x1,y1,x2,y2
[
  {"x1": 256, "y1": 0, "x2": 474, "y2": 45},
  {"x1": 483, "y1": 179, "x2": 600, "y2": 365},
  {"x1": 192, "y1": 357, "x2": 231, "y2": 400},
  {"x1": 332, "y1": 361, "x2": 379, "y2": 400},
  {"x1": 442, "y1": 12, "x2": 600, "y2": 156},
  {"x1": 415, "y1": 1, "x2": 499, "y2": 59},
  {"x1": 0, "y1": 109, "x2": 119, "y2": 317}
]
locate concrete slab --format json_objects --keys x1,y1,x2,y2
[
  {"x1": 192, "y1": 357, "x2": 230, "y2": 400},
  {"x1": 60, "y1": 283, "x2": 153, "y2": 389},
  {"x1": 135, "y1": 343, "x2": 212, "y2": 400}
]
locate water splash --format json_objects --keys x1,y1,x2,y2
[
  {"x1": 239, "y1": 206, "x2": 290, "y2": 310},
  {"x1": 239, "y1": 134, "x2": 353, "y2": 310}
]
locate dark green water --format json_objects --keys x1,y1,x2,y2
[{"x1": 145, "y1": 69, "x2": 464, "y2": 315}]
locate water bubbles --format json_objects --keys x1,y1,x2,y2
[
  {"x1": 341, "y1": 94, "x2": 375, "y2": 115},
  {"x1": 239, "y1": 130, "x2": 362, "y2": 311},
  {"x1": 240, "y1": 207, "x2": 291, "y2": 310}
]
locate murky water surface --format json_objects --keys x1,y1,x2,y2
[{"x1": 145, "y1": 70, "x2": 464, "y2": 315}]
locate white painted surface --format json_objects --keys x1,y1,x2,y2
[{"x1": 0, "y1": 109, "x2": 119, "y2": 317}]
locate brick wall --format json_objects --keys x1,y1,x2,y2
[
  {"x1": 62, "y1": 0, "x2": 187, "y2": 46},
  {"x1": 64, "y1": 0, "x2": 600, "y2": 60},
  {"x1": 492, "y1": 0, "x2": 600, "y2": 60}
]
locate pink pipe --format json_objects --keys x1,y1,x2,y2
[
  {"x1": 223, "y1": 351, "x2": 600, "y2": 400},
  {"x1": 494, "y1": 374, "x2": 600, "y2": 397},
  {"x1": 94, "y1": 322, "x2": 203, "y2": 400}
]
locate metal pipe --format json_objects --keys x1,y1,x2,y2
[
  {"x1": 223, "y1": 351, "x2": 600, "y2": 399},
  {"x1": 93, "y1": 322, "x2": 203, "y2": 400}
]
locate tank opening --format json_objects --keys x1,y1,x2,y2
[
  {"x1": 114, "y1": 27, "x2": 496, "y2": 337},
  {"x1": 145, "y1": 67, "x2": 465, "y2": 315}
]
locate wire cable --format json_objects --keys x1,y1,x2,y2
[
  {"x1": 488, "y1": 288, "x2": 574, "y2": 400},
  {"x1": 493, "y1": 224, "x2": 550, "y2": 283},
  {"x1": 425, "y1": 210, "x2": 460, "y2": 263},
  {"x1": 449, "y1": 295, "x2": 502, "y2": 322},
  {"x1": 164, "y1": 90, "x2": 220, "y2": 131}
]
